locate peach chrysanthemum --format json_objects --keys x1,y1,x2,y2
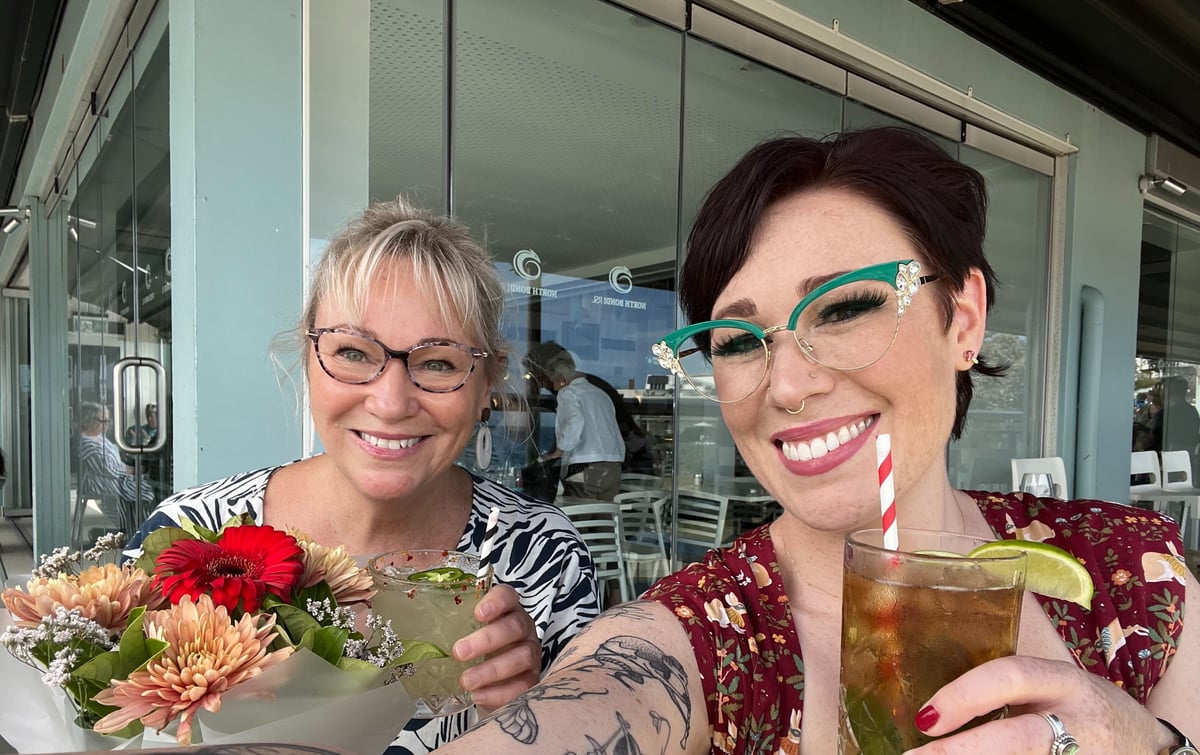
[
  {"x1": 92, "y1": 593, "x2": 294, "y2": 745},
  {"x1": 290, "y1": 531, "x2": 375, "y2": 605},
  {"x1": 2, "y1": 563, "x2": 162, "y2": 632}
]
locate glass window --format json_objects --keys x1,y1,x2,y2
[
  {"x1": 950, "y1": 146, "x2": 1053, "y2": 491},
  {"x1": 66, "y1": 21, "x2": 171, "y2": 545},
  {"x1": 369, "y1": 0, "x2": 445, "y2": 211},
  {"x1": 451, "y1": 0, "x2": 683, "y2": 499},
  {"x1": 1135, "y1": 208, "x2": 1200, "y2": 473}
]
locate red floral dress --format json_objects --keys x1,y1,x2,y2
[{"x1": 643, "y1": 492, "x2": 1188, "y2": 754}]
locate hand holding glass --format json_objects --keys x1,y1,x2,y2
[
  {"x1": 368, "y1": 550, "x2": 485, "y2": 718},
  {"x1": 838, "y1": 529, "x2": 1027, "y2": 754}
]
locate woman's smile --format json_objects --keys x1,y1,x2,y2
[{"x1": 772, "y1": 413, "x2": 877, "y2": 475}]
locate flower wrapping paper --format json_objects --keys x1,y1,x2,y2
[{"x1": 1, "y1": 610, "x2": 415, "y2": 753}]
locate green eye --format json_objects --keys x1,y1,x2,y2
[{"x1": 711, "y1": 331, "x2": 763, "y2": 358}]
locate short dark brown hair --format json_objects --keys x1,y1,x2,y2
[{"x1": 680, "y1": 127, "x2": 1004, "y2": 439}]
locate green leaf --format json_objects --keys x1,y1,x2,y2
[
  {"x1": 179, "y1": 518, "x2": 220, "y2": 543},
  {"x1": 292, "y1": 581, "x2": 336, "y2": 611},
  {"x1": 73, "y1": 607, "x2": 168, "y2": 688},
  {"x1": 274, "y1": 602, "x2": 323, "y2": 639},
  {"x1": 133, "y1": 526, "x2": 194, "y2": 573},
  {"x1": 336, "y1": 656, "x2": 381, "y2": 674},
  {"x1": 392, "y1": 640, "x2": 449, "y2": 666},
  {"x1": 844, "y1": 686, "x2": 903, "y2": 755},
  {"x1": 217, "y1": 512, "x2": 257, "y2": 532},
  {"x1": 303, "y1": 626, "x2": 350, "y2": 665}
]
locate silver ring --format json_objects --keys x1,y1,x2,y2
[
  {"x1": 784, "y1": 399, "x2": 805, "y2": 415},
  {"x1": 1042, "y1": 713, "x2": 1080, "y2": 755}
]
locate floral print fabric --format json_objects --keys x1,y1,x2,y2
[{"x1": 642, "y1": 492, "x2": 1187, "y2": 754}]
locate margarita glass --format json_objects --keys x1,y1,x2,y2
[{"x1": 368, "y1": 549, "x2": 484, "y2": 718}]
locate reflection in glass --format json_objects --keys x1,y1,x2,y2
[
  {"x1": 950, "y1": 146, "x2": 1052, "y2": 492},
  {"x1": 66, "y1": 21, "x2": 171, "y2": 546}
]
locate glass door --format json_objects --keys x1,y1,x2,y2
[{"x1": 65, "y1": 21, "x2": 170, "y2": 546}]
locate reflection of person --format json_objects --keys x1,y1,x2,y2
[
  {"x1": 1132, "y1": 388, "x2": 1160, "y2": 452},
  {"x1": 125, "y1": 199, "x2": 601, "y2": 753},
  {"x1": 78, "y1": 401, "x2": 156, "y2": 530},
  {"x1": 1151, "y1": 377, "x2": 1200, "y2": 464},
  {"x1": 524, "y1": 342, "x2": 625, "y2": 500},
  {"x1": 123, "y1": 402, "x2": 163, "y2": 480},
  {"x1": 123, "y1": 403, "x2": 159, "y2": 448},
  {"x1": 440, "y1": 129, "x2": 1198, "y2": 752}
]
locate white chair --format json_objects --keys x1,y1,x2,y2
[
  {"x1": 1160, "y1": 451, "x2": 1200, "y2": 547},
  {"x1": 558, "y1": 500, "x2": 631, "y2": 605},
  {"x1": 614, "y1": 490, "x2": 669, "y2": 595},
  {"x1": 1130, "y1": 451, "x2": 1200, "y2": 549},
  {"x1": 1010, "y1": 456, "x2": 1069, "y2": 499},
  {"x1": 673, "y1": 490, "x2": 734, "y2": 567}
]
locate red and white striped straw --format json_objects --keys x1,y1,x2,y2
[
  {"x1": 476, "y1": 506, "x2": 501, "y2": 591},
  {"x1": 876, "y1": 433, "x2": 898, "y2": 551}
]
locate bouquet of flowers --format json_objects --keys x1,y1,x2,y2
[{"x1": 0, "y1": 518, "x2": 440, "y2": 752}]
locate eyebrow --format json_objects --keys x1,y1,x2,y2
[
  {"x1": 322, "y1": 325, "x2": 460, "y2": 347},
  {"x1": 710, "y1": 268, "x2": 852, "y2": 321}
]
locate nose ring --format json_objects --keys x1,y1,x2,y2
[
  {"x1": 809, "y1": 371, "x2": 818, "y2": 379},
  {"x1": 785, "y1": 399, "x2": 805, "y2": 415}
]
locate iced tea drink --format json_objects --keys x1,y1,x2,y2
[
  {"x1": 368, "y1": 550, "x2": 484, "y2": 718},
  {"x1": 838, "y1": 529, "x2": 1026, "y2": 754}
]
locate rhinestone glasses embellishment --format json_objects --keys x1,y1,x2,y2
[
  {"x1": 895, "y1": 260, "x2": 923, "y2": 315},
  {"x1": 652, "y1": 341, "x2": 682, "y2": 376}
]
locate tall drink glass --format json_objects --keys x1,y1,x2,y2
[
  {"x1": 838, "y1": 529, "x2": 1027, "y2": 754},
  {"x1": 368, "y1": 549, "x2": 484, "y2": 718}
]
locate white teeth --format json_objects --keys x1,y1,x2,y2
[
  {"x1": 810, "y1": 437, "x2": 829, "y2": 458},
  {"x1": 779, "y1": 416, "x2": 875, "y2": 462},
  {"x1": 360, "y1": 431, "x2": 419, "y2": 450}
]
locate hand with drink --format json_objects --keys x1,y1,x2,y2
[
  {"x1": 122, "y1": 199, "x2": 601, "y2": 753},
  {"x1": 434, "y1": 129, "x2": 1199, "y2": 755}
]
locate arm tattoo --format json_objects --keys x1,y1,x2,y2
[
  {"x1": 553, "y1": 602, "x2": 662, "y2": 667},
  {"x1": 492, "y1": 634, "x2": 692, "y2": 750}
]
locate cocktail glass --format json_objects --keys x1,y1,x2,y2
[
  {"x1": 838, "y1": 529, "x2": 1027, "y2": 754},
  {"x1": 368, "y1": 549, "x2": 484, "y2": 718}
]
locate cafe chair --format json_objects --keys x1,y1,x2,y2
[
  {"x1": 1010, "y1": 456, "x2": 1069, "y2": 499},
  {"x1": 1160, "y1": 451, "x2": 1200, "y2": 547},
  {"x1": 557, "y1": 500, "x2": 631, "y2": 605},
  {"x1": 674, "y1": 490, "x2": 734, "y2": 567},
  {"x1": 614, "y1": 490, "x2": 670, "y2": 595},
  {"x1": 1130, "y1": 451, "x2": 1200, "y2": 549}
]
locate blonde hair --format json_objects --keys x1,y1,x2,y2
[{"x1": 297, "y1": 198, "x2": 507, "y2": 384}]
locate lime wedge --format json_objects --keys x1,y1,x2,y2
[
  {"x1": 967, "y1": 540, "x2": 1093, "y2": 609},
  {"x1": 408, "y1": 566, "x2": 475, "y2": 584},
  {"x1": 912, "y1": 549, "x2": 962, "y2": 558}
]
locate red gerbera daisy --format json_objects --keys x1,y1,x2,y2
[{"x1": 153, "y1": 525, "x2": 305, "y2": 613}]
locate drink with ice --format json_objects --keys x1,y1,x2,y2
[
  {"x1": 838, "y1": 529, "x2": 1026, "y2": 754},
  {"x1": 368, "y1": 550, "x2": 484, "y2": 718}
]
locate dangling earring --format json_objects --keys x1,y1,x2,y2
[
  {"x1": 964, "y1": 350, "x2": 979, "y2": 366},
  {"x1": 475, "y1": 408, "x2": 493, "y2": 470}
]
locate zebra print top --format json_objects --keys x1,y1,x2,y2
[{"x1": 124, "y1": 462, "x2": 602, "y2": 754}]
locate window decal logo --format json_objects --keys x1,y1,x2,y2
[{"x1": 513, "y1": 249, "x2": 542, "y2": 281}]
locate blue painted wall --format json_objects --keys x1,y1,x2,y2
[{"x1": 169, "y1": 1, "x2": 305, "y2": 488}]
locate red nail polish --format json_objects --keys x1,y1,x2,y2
[{"x1": 915, "y1": 705, "x2": 940, "y2": 731}]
